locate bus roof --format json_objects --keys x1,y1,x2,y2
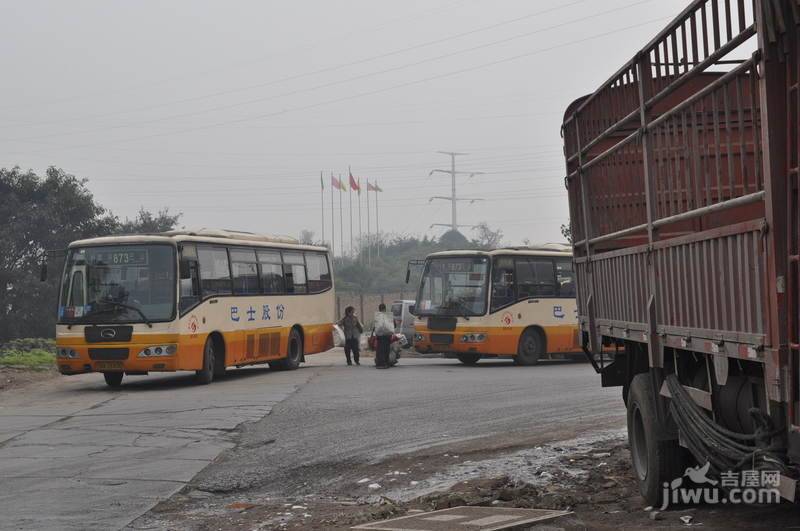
[
  {"x1": 68, "y1": 228, "x2": 329, "y2": 253},
  {"x1": 426, "y1": 244, "x2": 572, "y2": 259}
]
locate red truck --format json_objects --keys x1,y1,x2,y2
[{"x1": 563, "y1": 0, "x2": 798, "y2": 506}]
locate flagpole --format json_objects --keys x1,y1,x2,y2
[
  {"x1": 375, "y1": 180, "x2": 380, "y2": 259},
  {"x1": 338, "y1": 174, "x2": 344, "y2": 259},
  {"x1": 348, "y1": 177, "x2": 354, "y2": 258},
  {"x1": 357, "y1": 177, "x2": 363, "y2": 263},
  {"x1": 330, "y1": 173, "x2": 335, "y2": 257},
  {"x1": 366, "y1": 179, "x2": 371, "y2": 266},
  {"x1": 320, "y1": 171, "x2": 325, "y2": 246}
]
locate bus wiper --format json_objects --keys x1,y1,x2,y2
[
  {"x1": 93, "y1": 299, "x2": 153, "y2": 328},
  {"x1": 443, "y1": 298, "x2": 471, "y2": 320}
]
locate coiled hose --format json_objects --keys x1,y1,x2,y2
[{"x1": 665, "y1": 374, "x2": 794, "y2": 477}]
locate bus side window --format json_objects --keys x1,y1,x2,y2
[
  {"x1": 304, "y1": 252, "x2": 331, "y2": 293},
  {"x1": 257, "y1": 250, "x2": 285, "y2": 294},
  {"x1": 516, "y1": 258, "x2": 556, "y2": 299},
  {"x1": 197, "y1": 246, "x2": 232, "y2": 296},
  {"x1": 230, "y1": 248, "x2": 259, "y2": 295},
  {"x1": 491, "y1": 257, "x2": 515, "y2": 311},
  {"x1": 179, "y1": 244, "x2": 201, "y2": 312},
  {"x1": 282, "y1": 252, "x2": 307, "y2": 294},
  {"x1": 556, "y1": 259, "x2": 576, "y2": 298}
]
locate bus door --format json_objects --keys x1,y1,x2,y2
[{"x1": 62, "y1": 264, "x2": 88, "y2": 319}]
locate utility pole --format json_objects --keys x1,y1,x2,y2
[{"x1": 428, "y1": 151, "x2": 485, "y2": 232}]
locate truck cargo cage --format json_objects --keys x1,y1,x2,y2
[{"x1": 562, "y1": 0, "x2": 800, "y2": 501}]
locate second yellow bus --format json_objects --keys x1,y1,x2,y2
[{"x1": 411, "y1": 245, "x2": 580, "y2": 365}]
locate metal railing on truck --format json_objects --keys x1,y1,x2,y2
[{"x1": 561, "y1": 0, "x2": 800, "y2": 500}]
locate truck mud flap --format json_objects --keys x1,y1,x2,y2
[{"x1": 600, "y1": 355, "x2": 627, "y2": 388}]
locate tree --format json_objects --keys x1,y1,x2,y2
[
  {"x1": 0, "y1": 167, "x2": 118, "y2": 340},
  {"x1": 560, "y1": 223, "x2": 573, "y2": 243},
  {"x1": 439, "y1": 229, "x2": 471, "y2": 250},
  {"x1": 471, "y1": 222, "x2": 503, "y2": 250},
  {"x1": 0, "y1": 166, "x2": 184, "y2": 341},
  {"x1": 116, "y1": 207, "x2": 181, "y2": 234},
  {"x1": 299, "y1": 229, "x2": 316, "y2": 245}
]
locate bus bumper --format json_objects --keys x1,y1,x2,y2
[{"x1": 55, "y1": 337, "x2": 193, "y2": 374}]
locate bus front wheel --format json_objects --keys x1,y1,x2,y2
[
  {"x1": 514, "y1": 328, "x2": 544, "y2": 366},
  {"x1": 457, "y1": 353, "x2": 480, "y2": 365},
  {"x1": 103, "y1": 372, "x2": 123, "y2": 388},
  {"x1": 196, "y1": 337, "x2": 216, "y2": 384}
]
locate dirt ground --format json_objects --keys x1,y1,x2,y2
[
  {"x1": 0, "y1": 366, "x2": 57, "y2": 392},
  {"x1": 138, "y1": 431, "x2": 800, "y2": 530}
]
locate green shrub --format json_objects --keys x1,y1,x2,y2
[
  {"x1": 0, "y1": 338, "x2": 56, "y2": 354},
  {"x1": 0, "y1": 348, "x2": 55, "y2": 369},
  {"x1": 0, "y1": 338, "x2": 56, "y2": 369}
]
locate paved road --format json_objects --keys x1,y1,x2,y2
[
  {"x1": 0, "y1": 350, "x2": 624, "y2": 530},
  {"x1": 0, "y1": 367, "x2": 313, "y2": 530}
]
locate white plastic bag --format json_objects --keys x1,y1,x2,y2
[
  {"x1": 332, "y1": 325, "x2": 345, "y2": 347},
  {"x1": 373, "y1": 312, "x2": 394, "y2": 336}
]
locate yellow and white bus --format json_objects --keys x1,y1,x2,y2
[
  {"x1": 53, "y1": 229, "x2": 334, "y2": 387},
  {"x1": 411, "y1": 245, "x2": 580, "y2": 365}
]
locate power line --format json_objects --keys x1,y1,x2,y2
[
  {"x1": 8, "y1": 0, "x2": 648, "y2": 143},
  {"x1": 116, "y1": 190, "x2": 569, "y2": 213},
  {"x1": 0, "y1": 0, "x2": 472, "y2": 115},
  {"x1": 6, "y1": 5, "x2": 666, "y2": 150},
  {"x1": 0, "y1": 0, "x2": 584, "y2": 129}
]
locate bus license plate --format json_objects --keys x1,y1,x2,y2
[{"x1": 95, "y1": 361, "x2": 123, "y2": 370}]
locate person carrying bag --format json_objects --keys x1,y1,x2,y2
[
  {"x1": 338, "y1": 306, "x2": 364, "y2": 366},
  {"x1": 372, "y1": 303, "x2": 394, "y2": 369}
]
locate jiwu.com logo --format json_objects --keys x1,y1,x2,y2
[{"x1": 659, "y1": 462, "x2": 781, "y2": 509}]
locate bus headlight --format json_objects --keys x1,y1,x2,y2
[
  {"x1": 414, "y1": 333, "x2": 425, "y2": 342},
  {"x1": 138, "y1": 344, "x2": 177, "y2": 358},
  {"x1": 460, "y1": 333, "x2": 487, "y2": 343},
  {"x1": 58, "y1": 348, "x2": 78, "y2": 359}
]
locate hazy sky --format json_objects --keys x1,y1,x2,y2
[{"x1": 1, "y1": 0, "x2": 688, "y2": 252}]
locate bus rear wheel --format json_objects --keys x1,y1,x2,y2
[
  {"x1": 457, "y1": 353, "x2": 480, "y2": 365},
  {"x1": 271, "y1": 328, "x2": 303, "y2": 371},
  {"x1": 514, "y1": 328, "x2": 544, "y2": 366},
  {"x1": 103, "y1": 372, "x2": 123, "y2": 388}
]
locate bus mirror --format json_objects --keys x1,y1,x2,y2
[
  {"x1": 409, "y1": 305, "x2": 415, "y2": 316},
  {"x1": 39, "y1": 261, "x2": 48, "y2": 282},
  {"x1": 405, "y1": 268, "x2": 411, "y2": 284}
]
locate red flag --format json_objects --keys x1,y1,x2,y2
[
  {"x1": 331, "y1": 175, "x2": 344, "y2": 191},
  {"x1": 349, "y1": 172, "x2": 360, "y2": 192}
]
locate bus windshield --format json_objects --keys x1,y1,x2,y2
[
  {"x1": 58, "y1": 244, "x2": 176, "y2": 324},
  {"x1": 416, "y1": 256, "x2": 489, "y2": 317}
]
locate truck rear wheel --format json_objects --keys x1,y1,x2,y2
[
  {"x1": 627, "y1": 374, "x2": 687, "y2": 506},
  {"x1": 457, "y1": 353, "x2": 480, "y2": 365}
]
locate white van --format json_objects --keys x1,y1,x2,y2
[{"x1": 391, "y1": 299, "x2": 415, "y2": 344}]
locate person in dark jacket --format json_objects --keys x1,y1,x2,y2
[{"x1": 338, "y1": 306, "x2": 363, "y2": 365}]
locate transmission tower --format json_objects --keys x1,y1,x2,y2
[{"x1": 428, "y1": 151, "x2": 484, "y2": 232}]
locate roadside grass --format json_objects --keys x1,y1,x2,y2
[{"x1": 0, "y1": 338, "x2": 56, "y2": 370}]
